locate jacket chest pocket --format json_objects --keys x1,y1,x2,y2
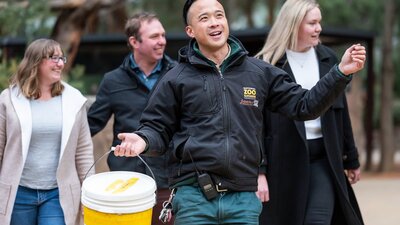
[{"x1": 182, "y1": 75, "x2": 221, "y2": 116}]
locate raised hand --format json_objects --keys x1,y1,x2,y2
[{"x1": 338, "y1": 44, "x2": 366, "y2": 75}]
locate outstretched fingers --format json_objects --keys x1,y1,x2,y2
[{"x1": 114, "y1": 132, "x2": 147, "y2": 157}]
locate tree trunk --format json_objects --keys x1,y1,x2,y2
[
  {"x1": 104, "y1": 3, "x2": 127, "y2": 33},
  {"x1": 51, "y1": 0, "x2": 103, "y2": 74},
  {"x1": 364, "y1": 46, "x2": 375, "y2": 171},
  {"x1": 266, "y1": 0, "x2": 277, "y2": 25},
  {"x1": 242, "y1": 0, "x2": 256, "y2": 28},
  {"x1": 379, "y1": 0, "x2": 396, "y2": 172}
]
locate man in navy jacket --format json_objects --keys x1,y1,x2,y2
[{"x1": 87, "y1": 12, "x2": 176, "y2": 225}]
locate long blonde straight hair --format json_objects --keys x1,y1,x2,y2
[{"x1": 255, "y1": 0, "x2": 319, "y2": 65}]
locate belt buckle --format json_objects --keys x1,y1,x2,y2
[{"x1": 215, "y1": 185, "x2": 228, "y2": 193}]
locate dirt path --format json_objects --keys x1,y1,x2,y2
[{"x1": 353, "y1": 172, "x2": 400, "y2": 225}]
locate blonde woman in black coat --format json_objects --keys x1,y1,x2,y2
[{"x1": 255, "y1": 0, "x2": 364, "y2": 225}]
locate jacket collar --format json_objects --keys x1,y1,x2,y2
[
  {"x1": 178, "y1": 35, "x2": 248, "y2": 71},
  {"x1": 275, "y1": 45, "x2": 335, "y2": 144},
  {"x1": 10, "y1": 82, "x2": 87, "y2": 164},
  {"x1": 120, "y1": 53, "x2": 177, "y2": 88},
  {"x1": 276, "y1": 44, "x2": 334, "y2": 81}
]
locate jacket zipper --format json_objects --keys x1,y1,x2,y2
[{"x1": 217, "y1": 68, "x2": 230, "y2": 181}]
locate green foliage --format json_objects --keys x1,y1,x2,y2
[
  {"x1": 64, "y1": 64, "x2": 102, "y2": 95},
  {"x1": 64, "y1": 64, "x2": 87, "y2": 94},
  {"x1": 126, "y1": 0, "x2": 187, "y2": 32},
  {"x1": 0, "y1": 59, "x2": 18, "y2": 92},
  {"x1": 319, "y1": 0, "x2": 383, "y2": 32},
  {"x1": 0, "y1": 0, "x2": 55, "y2": 38}
]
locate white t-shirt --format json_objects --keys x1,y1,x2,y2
[{"x1": 286, "y1": 48, "x2": 323, "y2": 140}]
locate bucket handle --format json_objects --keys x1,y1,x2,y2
[{"x1": 83, "y1": 147, "x2": 156, "y2": 183}]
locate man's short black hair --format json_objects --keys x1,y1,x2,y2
[{"x1": 183, "y1": 0, "x2": 196, "y2": 26}]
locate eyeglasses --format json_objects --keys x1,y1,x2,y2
[{"x1": 47, "y1": 55, "x2": 67, "y2": 64}]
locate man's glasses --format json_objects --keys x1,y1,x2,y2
[{"x1": 47, "y1": 55, "x2": 67, "y2": 64}]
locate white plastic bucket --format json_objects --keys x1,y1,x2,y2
[{"x1": 81, "y1": 171, "x2": 156, "y2": 225}]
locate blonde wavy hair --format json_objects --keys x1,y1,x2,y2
[
  {"x1": 255, "y1": 0, "x2": 319, "y2": 65},
  {"x1": 9, "y1": 38, "x2": 64, "y2": 99}
]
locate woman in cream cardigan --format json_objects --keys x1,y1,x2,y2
[{"x1": 0, "y1": 38, "x2": 94, "y2": 225}]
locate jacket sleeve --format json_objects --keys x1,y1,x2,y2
[
  {"x1": 341, "y1": 95, "x2": 360, "y2": 169},
  {"x1": 87, "y1": 75, "x2": 113, "y2": 136},
  {"x1": 135, "y1": 72, "x2": 181, "y2": 156},
  {"x1": 259, "y1": 104, "x2": 272, "y2": 174},
  {"x1": 266, "y1": 65, "x2": 352, "y2": 121}
]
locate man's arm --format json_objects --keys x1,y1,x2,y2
[
  {"x1": 87, "y1": 77, "x2": 113, "y2": 136},
  {"x1": 266, "y1": 44, "x2": 366, "y2": 121}
]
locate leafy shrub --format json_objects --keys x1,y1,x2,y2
[
  {"x1": 64, "y1": 64, "x2": 86, "y2": 93},
  {"x1": 0, "y1": 59, "x2": 18, "y2": 91}
]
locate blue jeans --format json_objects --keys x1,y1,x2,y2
[
  {"x1": 172, "y1": 185, "x2": 262, "y2": 225},
  {"x1": 11, "y1": 186, "x2": 65, "y2": 225}
]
